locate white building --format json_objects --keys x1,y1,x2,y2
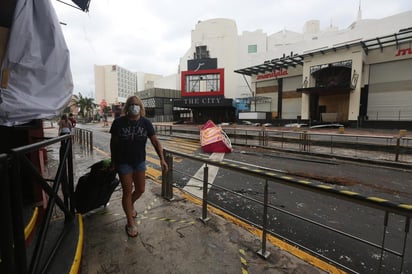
[
  {"x1": 94, "y1": 65, "x2": 179, "y2": 105},
  {"x1": 173, "y1": 10, "x2": 412, "y2": 127},
  {"x1": 235, "y1": 11, "x2": 412, "y2": 127},
  {"x1": 94, "y1": 64, "x2": 138, "y2": 106}
]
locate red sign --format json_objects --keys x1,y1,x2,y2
[
  {"x1": 395, "y1": 47, "x2": 412, "y2": 56},
  {"x1": 256, "y1": 70, "x2": 288, "y2": 80}
]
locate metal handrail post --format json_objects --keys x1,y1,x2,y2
[
  {"x1": 200, "y1": 164, "x2": 210, "y2": 223},
  {"x1": 395, "y1": 137, "x2": 400, "y2": 162},
  {"x1": 257, "y1": 179, "x2": 270, "y2": 259},
  {"x1": 161, "y1": 150, "x2": 174, "y2": 200},
  {"x1": 399, "y1": 217, "x2": 410, "y2": 274},
  {"x1": 234, "y1": 128, "x2": 236, "y2": 143},
  {"x1": 281, "y1": 132, "x2": 284, "y2": 148},
  {"x1": 66, "y1": 139, "x2": 75, "y2": 214},
  {"x1": 29, "y1": 136, "x2": 74, "y2": 273},
  {"x1": 89, "y1": 131, "x2": 93, "y2": 151},
  {"x1": 377, "y1": 211, "x2": 389, "y2": 273},
  {"x1": 10, "y1": 153, "x2": 28, "y2": 274},
  {"x1": 0, "y1": 155, "x2": 19, "y2": 274},
  {"x1": 59, "y1": 139, "x2": 70, "y2": 211},
  {"x1": 330, "y1": 135, "x2": 333, "y2": 154}
]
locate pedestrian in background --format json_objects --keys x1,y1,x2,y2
[
  {"x1": 58, "y1": 114, "x2": 73, "y2": 170},
  {"x1": 110, "y1": 95, "x2": 168, "y2": 237},
  {"x1": 58, "y1": 114, "x2": 72, "y2": 136},
  {"x1": 68, "y1": 113, "x2": 77, "y2": 128},
  {"x1": 103, "y1": 112, "x2": 109, "y2": 127}
]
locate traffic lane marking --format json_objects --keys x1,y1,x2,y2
[{"x1": 183, "y1": 153, "x2": 225, "y2": 199}]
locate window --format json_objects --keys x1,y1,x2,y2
[
  {"x1": 186, "y1": 73, "x2": 220, "y2": 92},
  {"x1": 248, "y1": 44, "x2": 257, "y2": 53},
  {"x1": 181, "y1": 68, "x2": 224, "y2": 96},
  {"x1": 194, "y1": 46, "x2": 209, "y2": 59}
]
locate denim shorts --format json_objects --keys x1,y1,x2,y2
[{"x1": 117, "y1": 161, "x2": 146, "y2": 175}]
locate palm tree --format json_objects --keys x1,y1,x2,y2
[
  {"x1": 67, "y1": 94, "x2": 80, "y2": 114},
  {"x1": 71, "y1": 93, "x2": 96, "y2": 119}
]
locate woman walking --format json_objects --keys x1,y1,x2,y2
[
  {"x1": 110, "y1": 96, "x2": 168, "y2": 237},
  {"x1": 58, "y1": 114, "x2": 73, "y2": 135}
]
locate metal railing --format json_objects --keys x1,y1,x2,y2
[
  {"x1": 0, "y1": 135, "x2": 75, "y2": 274},
  {"x1": 161, "y1": 148, "x2": 412, "y2": 273},
  {"x1": 256, "y1": 129, "x2": 412, "y2": 163},
  {"x1": 72, "y1": 127, "x2": 93, "y2": 151},
  {"x1": 368, "y1": 110, "x2": 412, "y2": 121},
  {"x1": 154, "y1": 125, "x2": 412, "y2": 163}
]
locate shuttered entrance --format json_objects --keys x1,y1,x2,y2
[{"x1": 368, "y1": 59, "x2": 412, "y2": 120}]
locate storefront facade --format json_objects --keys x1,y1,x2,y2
[{"x1": 235, "y1": 28, "x2": 412, "y2": 128}]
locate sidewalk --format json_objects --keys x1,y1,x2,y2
[
  {"x1": 44, "y1": 127, "x2": 332, "y2": 273},
  {"x1": 80, "y1": 181, "x2": 330, "y2": 274}
]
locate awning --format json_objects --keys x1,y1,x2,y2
[
  {"x1": 71, "y1": 0, "x2": 91, "y2": 12},
  {"x1": 234, "y1": 29, "x2": 412, "y2": 77},
  {"x1": 234, "y1": 55, "x2": 304, "y2": 76},
  {"x1": 361, "y1": 28, "x2": 412, "y2": 55}
]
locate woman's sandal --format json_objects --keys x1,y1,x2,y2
[{"x1": 125, "y1": 224, "x2": 138, "y2": 237}]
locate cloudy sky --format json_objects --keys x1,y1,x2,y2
[{"x1": 51, "y1": 0, "x2": 412, "y2": 97}]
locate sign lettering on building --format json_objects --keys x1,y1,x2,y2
[
  {"x1": 174, "y1": 96, "x2": 232, "y2": 108},
  {"x1": 395, "y1": 47, "x2": 412, "y2": 56},
  {"x1": 183, "y1": 97, "x2": 222, "y2": 105},
  {"x1": 188, "y1": 58, "x2": 218, "y2": 71},
  {"x1": 256, "y1": 70, "x2": 288, "y2": 80}
]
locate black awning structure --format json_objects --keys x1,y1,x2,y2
[
  {"x1": 55, "y1": 0, "x2": 91, "y2": 12},
  {"x1": 303, "y1": 28, "x2": 412, "y2": 57},
  {"x1": 72, "y1": 0, "x2": 91, "y2": 12},
  {"x1": 234, "y1": 29, "x2": 412, "y2": 77},
  {"x1": 234, "y1": 55, "x2": 304, "y2": 76},
  {"x1": 361, "y1": 28, "x2": 412, "y2": 55}
]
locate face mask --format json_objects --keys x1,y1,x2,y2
[{"x1": 128, "y1": 104, "x2": 140, "y2": 116}]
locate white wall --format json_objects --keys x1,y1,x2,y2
[
  {"x1": 188, "y1": 19, "x2": 239, "y2": 99},
  {"x1": 94, "y1": 65, "x2": 119, "y2": 105},
  {"x1": 154, "y1": 73, "x2": 179, "y2": 90}
]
